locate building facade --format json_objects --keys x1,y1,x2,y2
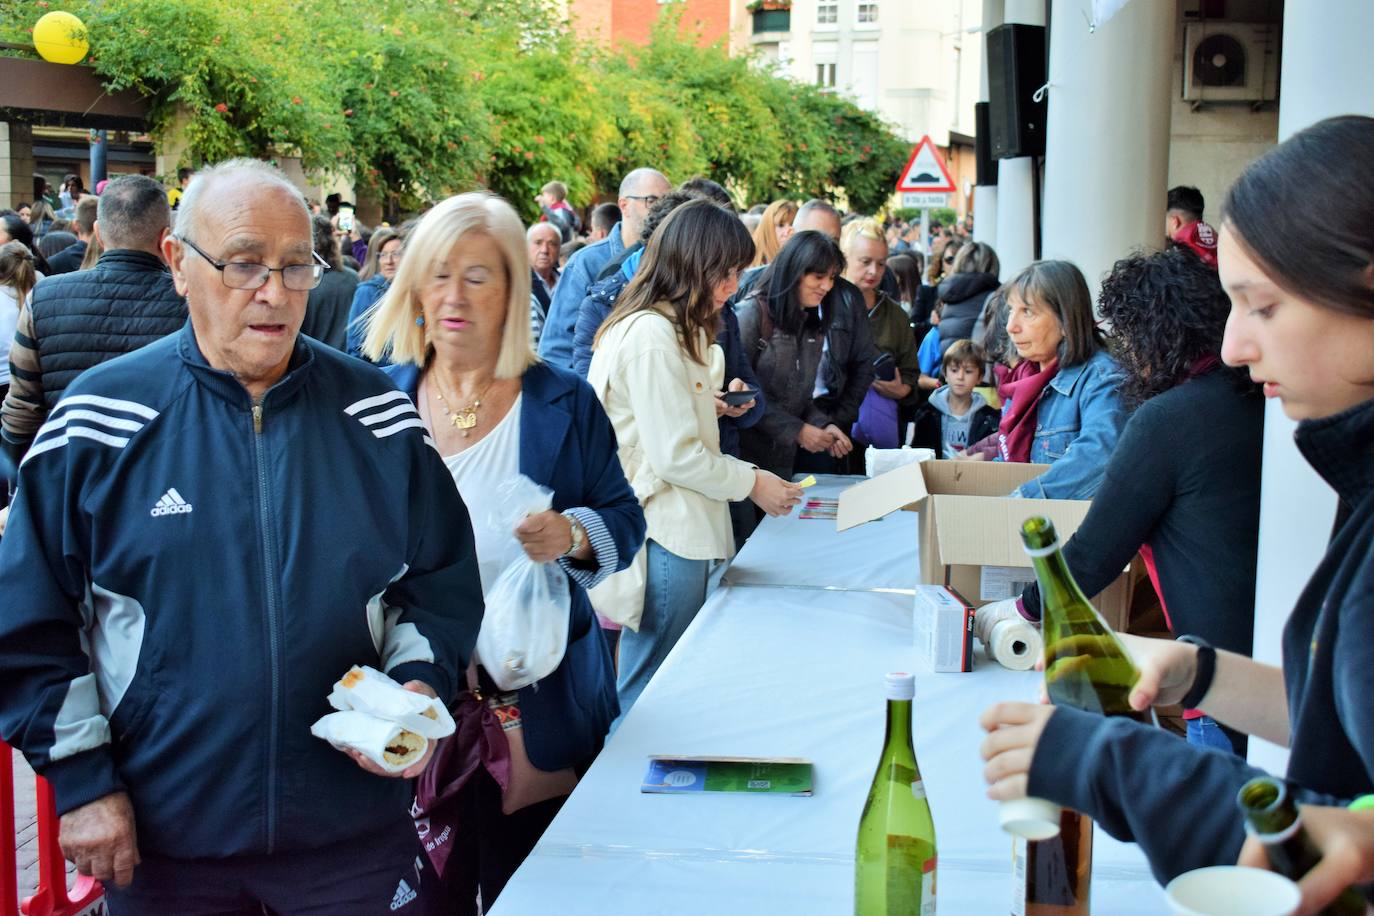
[
  {"x1": 750, "y1": 0, "x2": 985, "y2": 216},
  {"x1": 564, "y1": 0, "x2": 751, "y2": 51}
]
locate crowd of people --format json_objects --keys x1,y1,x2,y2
[{"x1": 0, "y1": 114, "x2": 1372, "y2": 915}]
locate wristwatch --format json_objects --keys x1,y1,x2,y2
[{"x1": 562, "y1": 513, "x2": 585, "y2": 558}]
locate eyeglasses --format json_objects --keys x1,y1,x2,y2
[
  {"x1": 624, "y1": 194, "x2": 662, "y2": 207},
  {"x1": 179, "y1": 237, "x2": 326, "y2": 291},
  {"x1": 378, "y1": 251, "x2": 403, "y2": 263},
  {"x1": 942, "y1": 254, "x2": 957, "y2": 264}
]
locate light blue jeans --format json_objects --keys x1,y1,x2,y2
[{"x1": 615, "y1": 540, "x2": 712, "y2": 723}]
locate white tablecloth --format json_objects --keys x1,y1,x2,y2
[
  {"x1": 492, "y1": 475, "x2": 1164, "y2": 915},
  {"x1": 722, "y1": 475, "x2": 919, "y2": 592}
]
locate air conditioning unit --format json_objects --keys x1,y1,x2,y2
[{"x1": 1183, "y1": 22, "x2": 1279, "y2": 103}]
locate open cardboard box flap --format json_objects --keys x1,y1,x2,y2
[
  {"x1": 837, "y1": 459, "x2": 1055, "y2": 532},
  {"x1": 836, "y1": 460, "x2": 928, "y2": 531},
  {"x1": 931, "y1": 495, "x2": 1092, "y2": 568}
]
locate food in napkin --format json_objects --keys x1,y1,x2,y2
[
  {"x1": 311, "y1": 711, "x2": 429, "y2": 773},
  {"x1": 327, "y1": 665, "x2": 455, "y2": 739}
]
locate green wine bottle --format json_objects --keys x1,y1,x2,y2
[
  {"x1": 1020, "y1": 516, "x2": 1144, "y2": 718},
  {"x1": 1237, "y1": 777, "x2": 1366, "y2": 916},
  {"x1": 1011, "y1": 517, "x2": 1147, "y2": 914},
  {"x1": 855, "y1": 672, "x2": 938, "y2": 916}
]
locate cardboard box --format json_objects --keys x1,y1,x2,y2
[
  {"x1": 913, "y1": 585, "x2": 975, "y2": 673},
  {"x1": 836, "y1": 460, "x2": 1135, "y2": 632}
]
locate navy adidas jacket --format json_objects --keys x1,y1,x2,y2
[{"x1": 0, "y1": 322, "x2": 484, "y2": 858}]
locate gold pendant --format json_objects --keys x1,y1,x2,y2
[{"x1": 454, "y1": 411, "x2": 478, "y2": 430}]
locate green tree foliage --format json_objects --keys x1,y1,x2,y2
[{"x1": 3, "y1": 0, "x2": 911, "y2": 216}]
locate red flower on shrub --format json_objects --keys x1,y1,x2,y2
[{"x1": 215, "y1": 103, "x2": 229, "y2": 113}]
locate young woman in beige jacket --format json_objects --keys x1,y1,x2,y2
[{"x1": 589, "y1": 199, "x2": 803, "y2": 717}]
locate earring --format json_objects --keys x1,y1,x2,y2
[{"x1": 415, "y1": 315, "x2": 425, "y2": 327}]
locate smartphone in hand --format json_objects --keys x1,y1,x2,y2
[{"x1": 722, "y1": 388, "x2": 759, "y2": 407}]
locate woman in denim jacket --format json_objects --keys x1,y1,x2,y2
[{"x1": 964, "y1": 260, "x2": 1126, "y2": 500}]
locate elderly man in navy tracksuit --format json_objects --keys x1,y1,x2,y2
[{"x1": 0, "y1": 159, "x2": 483, "y2": 914}]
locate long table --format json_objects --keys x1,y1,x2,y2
[{"x1": 491, "y1": 477, "x2": 1163, "y2": 914}]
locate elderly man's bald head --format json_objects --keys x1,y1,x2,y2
[
  {"x1": 175, "y1": 159, "x2": 310, "y2": 243},
  {"x1": 619, "y1": 168, "x2": 670, "y2": 199},
  {"x1": 793, "y1": 199, "x2": 841, "y2": 241},
  {"x1": 526, "y1": 222, "x2": 562, "y2": 246},
  {"x1": 616, "y1": 167, "x2": 672, "y2": 243}
]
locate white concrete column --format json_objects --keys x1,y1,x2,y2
[
  {"x1": 1039, "y1": 0, "x2": 1175, "y2": 299},
  {"x1": 973, "y1": 0, "x2": 1003, "y2": 255},
  {"x1": 991, "y1": 0, "x2": 1041, "y2": 278},
  {"x1": 1246, "y1": 2, "x2": 1374, "y2": 776}
]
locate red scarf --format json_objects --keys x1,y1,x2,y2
[{"x1": 997, "y1": 358, "x2": 1060, "y2": 463}]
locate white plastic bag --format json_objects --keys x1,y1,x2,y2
[{"x1": 475, "y1": 475, "x2": 572, "y2": 691}]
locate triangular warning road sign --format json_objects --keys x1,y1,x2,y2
[{"x1": 896, "y1": 136, "x2": 957, "y2": 193}]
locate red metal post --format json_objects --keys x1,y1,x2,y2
[
  {"x1": 21, "y1": 777, "x2": 101, "y2": 916},
  {"x1": 2, "y1": 741, "x2": 19, "y2": 916}
]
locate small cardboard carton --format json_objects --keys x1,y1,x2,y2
[
  {"x1": 913, "y1": 585, "x2": 976, "y2": 673},
  {"x1": 836, "y1": 460, "x2": 1135, "y2": 632}
]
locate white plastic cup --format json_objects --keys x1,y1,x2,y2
[
  {"x1": 998, "y1": 796, "x2": 1062, "y2": 840},
  {"x1": 1164, "y1": 865, "x2": 1301, "y2": 916}
]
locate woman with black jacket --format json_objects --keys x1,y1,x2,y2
[
  {"x1": 736, "y1": 231, "x2": 877, "y2": 479},
  {"x1": 979, "y1": 116, "x2": 1374, "y2": 908},
  {"x1": 936, "y1": 242, "x2": 1000, "y2": 353}
]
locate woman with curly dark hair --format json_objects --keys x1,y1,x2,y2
[{"x1": 979, "y1": 245, "x2": 1263, "y2": 753}]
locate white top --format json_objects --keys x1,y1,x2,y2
[
  {"x1": 441, "y1": 395, "x2": 523, "y2": 596},
  {"x1": 0, "y1": 286, "x2": 22, "y2": 386}
]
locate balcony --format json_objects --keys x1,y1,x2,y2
[{"x1": 752, "y1": 8, "x2": 791, "y2": 34}]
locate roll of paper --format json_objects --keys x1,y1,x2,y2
[
  {"x1": 311, "y1": 710, "x2": 428, "y2": 773},
  {"x1": 986, "y1": 618, "x2": 1042, "y2": 671}
]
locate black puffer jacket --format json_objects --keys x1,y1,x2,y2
[
  {"x1": 29, "y1": 250, "x2": 187, "y2": 408},
  {"x1": 937, "y1": 271, "x2": 1000, "y2": 352}
]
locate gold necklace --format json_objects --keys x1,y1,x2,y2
[{"x1": 432, "y1": 372, "x2": 495, "y2": 438}]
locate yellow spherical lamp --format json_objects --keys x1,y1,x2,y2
[{"x1": 33, "y1": 11, "x2": 89, "y2": 66}]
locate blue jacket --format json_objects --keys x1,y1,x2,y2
[
  {"x1": 537, "y1": 223, "x2": 626, "y2": 369},
  {"x1": 384, "y1": 360, "x2": 645, "y2": 771},
  {"x1": 346, "y1": 274, "x2": 391, "y2": 362},
  {"x1": 1004, "y1": 348, "x2": 1127, "y2": 500},
  {"x1": 0, "y1": 324, "x2": 483, "y2": 858}
]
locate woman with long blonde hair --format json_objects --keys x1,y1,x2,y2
[{"x1": 750, "y1": 199, "x2": 798, "y2": 267}]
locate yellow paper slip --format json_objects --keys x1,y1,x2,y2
[{"x1": 798, "y1": 475, "x2": 817, "y2": 488}]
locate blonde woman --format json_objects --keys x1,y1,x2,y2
[
  {"x1": 590, "y1": 199, "x2": 802, "y2": 717},
  {"x1": 363, "y1": 192, "x2": 645, "y2": 914},
  {"x1": 749, "y1": 198, "x2": 798, "y2": 267},
  {"x1": 842, "y1": 218, "x2": 921, "y2": 446}
]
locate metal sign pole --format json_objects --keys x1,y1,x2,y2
[{"x1": 921, "y1": 208, "x2": 931, "y2": 259}]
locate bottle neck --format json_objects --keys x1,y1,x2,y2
[
  {"x1": 1029, "y1": 545, "x2": 1093, "y2": 615},
  {"x1": 886, "y1": 698, "x2": 913, "y2": 751},
  {"x1": 1246, "y1": 797, "x2": 1300, "y2": 840}
]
